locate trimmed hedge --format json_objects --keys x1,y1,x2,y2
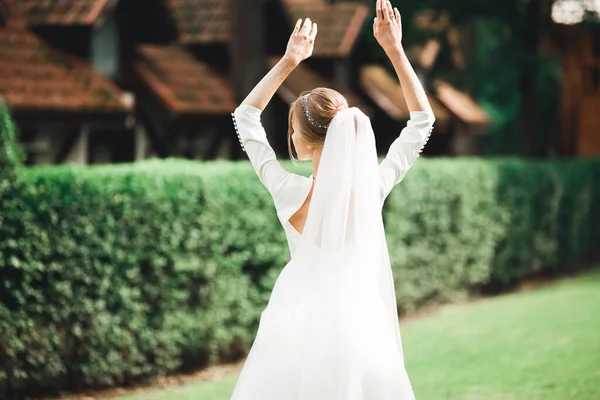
[
  {"x1": 0, "y1": 156, "x2": 599, "y2": 398},
  {"x1": 385, "y1": 158, "x2": 600, "y2": 308}
]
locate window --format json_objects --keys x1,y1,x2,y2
[
  {"x1": 15, "y1": 127, "x2": 38, "y2": 165},
  {"x1": 91, "y1": 15, "x2": 119, "y2": 77},
  {"x1": 89, "y1": 130, "x2": 135, "y2": 164}
]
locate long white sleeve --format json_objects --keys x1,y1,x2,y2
[
  {"x1": 379, "y1": 111, "x2": 435, "y2": 199},
  {"x1": 232, "y1": 105, "x2": 291, "y2": 200}
]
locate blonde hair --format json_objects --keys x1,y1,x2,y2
[{"x1": 288, "y1": 87, "x2": 349, "y2": 161}]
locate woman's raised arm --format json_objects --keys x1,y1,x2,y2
[
  {"x1": 374, "y1": 0, "x2": 435, "y2": 199},
  {"x1": 241, "y1": 18, "x2": 317, "y2": 110},
  {"x1": 374, "y1": 0, "x2": 432, "y2": 114},
  {"x1": 232, "y1": 19, "x2": 317, "y2": 200}
]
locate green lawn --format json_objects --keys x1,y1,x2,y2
[{"x1": 116, "y1": 270, "x2": 600, "y2": 400}]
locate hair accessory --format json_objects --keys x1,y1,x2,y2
[{"x1": 302, "y1": 95, "x2": 329, "y2": 129}]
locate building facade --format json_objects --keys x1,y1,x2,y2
[{"x1": 0, "y1": 0, "x2": 492, "y2": 164}]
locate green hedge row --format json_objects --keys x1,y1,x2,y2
[
  {"x1": 0, "y1": 160, "x2": 292, "y2": 398},
  {"x1": 1, "y1": 115, "x2": 599, "y2": 396},
  {"x1": 384, "y1": 158, "x2": 600, "y2": 307}
]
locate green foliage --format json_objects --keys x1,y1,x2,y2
[
  {"x1": 0, "y1": 160, "x2": 288, "y2": 398},
  {"x1": 0, "y1": 158, "x2": 599, "y2": 397},
  {"x1": 0, "y1": 106, "x2": 23, "y2": 245},
  {"x1": 385, "y1": 158, "x2": 600, "y2": 308},
  {"x1": 0, "y1": 106, "x2": 22, "y2": 172}
]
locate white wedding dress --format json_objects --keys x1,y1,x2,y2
[{"x1": 230, "y1": 104, "x2": 434, "y2": 400}]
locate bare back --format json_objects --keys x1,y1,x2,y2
[{"x1": 288, "y1": 182, "x2": 314, "y2": 234}]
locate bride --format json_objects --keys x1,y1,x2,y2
[{"x1": 230, "y1": 1, "x2": 434, "y2": 398}]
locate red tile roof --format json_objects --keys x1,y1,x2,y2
[
  {"x1": 136, "y1": 44, "x2": 236, "y2": 114},
  {"x1": 166, "y1": 0, "x2": 229, "y2": 44},
  {"x1": 268, "y1": 56, "x2": 371, "y2": 115},
  {"x1": 282, "y1": 0, "x2": 369, "y2": 57},
  {"x1": 18, "y1": 0, "x2": 117, "y2": 26},
  {"x1": 359, "y1": 65, "x2": 451, "y2": 122},
  {"x1": 434, "y1": 80, "x2": 490, "y2": 129},
  {"x1": 165, "y1": 0, "x2": 368, "y2": 56},
  {"x1": 0, "y1": 23, "x2": 132, "y2": 112}
]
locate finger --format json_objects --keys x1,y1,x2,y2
[
  {"x1": 381, "y1": 0, "x2": 392, "y2": 21},
  {"x1": 309, "y1": 22, "x2": 318, "y2": 40},
  {"x1": 386, "y1": 0, "x2": 394, "y2": 19},
  {"x1": 294, "y1": 18, "x2": 302, "y2": 33},
  {"x1": 375, "y1": 0, "x2": 383, "y2": 20},
  {"x1": 301, "y1": 18, "x2": 312, "y2": 33},
  {"x1": 394, "y1": 7, "x2": 401, "y2": 24},
  {"x1": 381, "y1": 0, "x2": 389, "y2": 21}
]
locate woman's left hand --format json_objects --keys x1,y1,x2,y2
[{"x1": 284, "y1": 18, "x2": 318, "y2": 65}]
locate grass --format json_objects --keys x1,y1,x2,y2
[{"x1": 115, "y1": 270, "x2": 600, "y2": 400}]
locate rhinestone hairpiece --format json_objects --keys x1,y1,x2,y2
[{"x1": 302, "y1": 95, "x2": 329, "y2": 129}]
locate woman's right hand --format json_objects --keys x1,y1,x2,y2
[
  {"x1": 284, "y1": 18, "x2": 318, "y2": 65},
  {"x1": 374, "y1": 0, "x2": 403, "y2": 53}
]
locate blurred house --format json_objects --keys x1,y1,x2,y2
[
  {"x1": 543, "y1": 0, "x2": 600, "y2": 156},
  {"x1": 141, "y1": 0, "x2": 373, "y2": 158},
  {"x1": 0, "y1": 0, "x2": 138, "y2": 165},
  {"x1": 133, "y1": 0, "x2": 238, "y2": 159},
  {"x1": 0, "y1": 0, "x2": 490, "y2": 164}
]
